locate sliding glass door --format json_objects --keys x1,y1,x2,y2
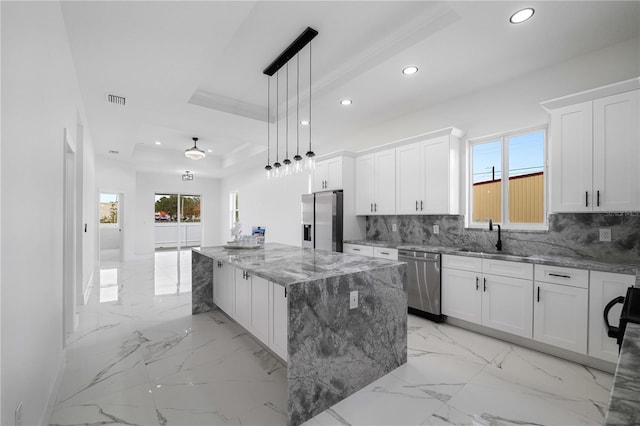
[{"x1": 154, "y1": 193, "x2": 201, "y2": 249}]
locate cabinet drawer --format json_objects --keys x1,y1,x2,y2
[
  {"x1": 374, "y1": 247, "x2": 398, "y2": 260},
  {"x1": 343, "y1": 244, "x2": 374, "y2": 257},
  {"x1": 483, "y1": 259, "x2": 533, "y2": 280},
  {"x1": 534, "y1": 264, "x2": 588, "y2": 288},
  {"x1": 442, "y1": 254, "x2": 482, "y2": 272}
]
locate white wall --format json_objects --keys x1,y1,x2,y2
[
  {"x1": 80, "y1": 125, "x2": 97, "y2": 303},
  {"x1": 219, "y1": 169, "x2": 310, "y2": 246},
  {"x1": 1, "y1": 2, "x2": 91, "y2": 425},
  {"x1": 135, "y1": 172, "x2": 221, "y2": 255}
]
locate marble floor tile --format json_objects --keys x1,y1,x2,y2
[{"x1": 50, "y1": 249, "x2": 613, "y2": 426}]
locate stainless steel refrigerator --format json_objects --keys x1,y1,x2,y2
[{"x1": 301, "y1": 190, "x2": 343, "y2": 252}]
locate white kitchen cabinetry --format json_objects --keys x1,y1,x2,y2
[
  {"x1": 533, "y1": 265, "x2": 588, "y2": 353},
  {"x1": 213, "y1": 260, "x2": 234, "y2": 316},
  {"x1": 589, "y1": 271, "x2": 636, "y2": 362},
  {"x1": 373, "y1": 247, "x2": 398, "y2": 260},
  {"x1": 396, "y1": 134, "x2": 460, "y2": 214},
  {"x1": 545, "y1": 87, "x2": 639, "y2": 212},
  {"x1": 356, "y1": 149, "x2": 395, "y2": 215},
  {"x1": 251, "y1": 276, "x2": 270, "y2": 344},
  {"x1": 442, "y1": 255, "x2": 533, "y2": 338},
  {"x1": 343, "y1": 243, "x2": 374, "y2": 257},
  {"x1": 269, "y1": 282, "x2": 288, "y2": 361},
  {"x1": 234, "y1": 268, "x2": 252, "y2": 330},
  {"x1": 313, "y1": 157, "x2": 343, "y2": 192}
]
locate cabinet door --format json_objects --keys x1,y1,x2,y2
[
  {"x1": 533, "y1": 282, "x2": 587, "y2": 353},
  {"x1": 269, "y1": 282, "x2": 288, "y2": 361},
  {"x1": 325, "y1": 157, "x2": 343, "y2": 190},
  {"x1": 593, "y1": 90, "x2": 640, "y2": 211},
  {"x1": 481, "y1": 274, "x2": 533, "y2": 338},
  {"x1": 312, "y1": 161, "x2": 328, "y2": 192},
  {"x1": 234, "y1": 268, "x2": 251, "y2": 330},
  {"x1": 395, "y1": 143, "x2": 422, "y2": 214},
  {"x1": 549, "y1": 101, "x2": 593, "y2": 212},
  {"x1": 422, "y1": 136, "x2": 450, "y2": 214},
  {"x1": 589, "y1": 271, "x2": 635, "y2": 362},
  {"x1": 356, "y1": 154, "x2": 375, "y2": 215},
  {"x1": 213, "y1": 262, "x2": 221, "y2": 307},
  {"x1": 374, "y1": 149, "x2": 396, "y2": 215},
  {"x1": 442, "y1": 268, "x2": 482, "y2": 324},
  {"x1": 251, "y1": 276, "x2": 270, "y2": 344},
  {"x1": 223, "y1": 262, "x2": 235, "y2": 316}
]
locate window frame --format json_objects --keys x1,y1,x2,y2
[
  {"x1": 229, "y1": 191, "x2": 239, "y2": 228},
  {"x1": 467, "y1": 125, "x2": 548, "y2": 231}
]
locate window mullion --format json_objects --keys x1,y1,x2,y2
[{"x1": 502, "y1": 135, "x2": 509, "y2": 225}]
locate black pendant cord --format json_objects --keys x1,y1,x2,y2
[
  {"x1": 265, "y1": 78, "x2": 272, "y2": 172},
  {"x1": 274, "y1": 70, "x2": 281, "y2": 168},
  {"x1": 306, "y1": 41, "x2": 315, "y2": 160},
  {"x1": 294, "y1": 53, "x2": 301, "y2": 161},
  {"x1": 283, "y1": 62, "x2": 290, "y2": 165}
]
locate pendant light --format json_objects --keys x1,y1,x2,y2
[
  {"x1": 263, "y1": 27, "x2": 318, "y2": 178},
  {"x1": 265, "y1": 78, "x2": 273, "y2": 179},
  {"x1": 304, "y1": 40, "x2": 315, "y2": 170},
  {"x1": 185, "y1": 137, "x2": 205, "y2": 160},
  {"x1": 293, "y1": 53, "x2": 303, "y2": 173}
]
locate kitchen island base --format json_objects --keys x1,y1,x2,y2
[{"x1": 191, "y1": 245, "x2": 407, "y2": 426}]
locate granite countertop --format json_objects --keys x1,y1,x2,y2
[
  {"x1": 605, "y1": 323, "x2": 640, "y2": 425},
  {"x1": 343, "y1": 239, "x2": 640, "y2": 284},
  {"x1": 194, "y1": 243, "x2": 403, "y2": 287}
]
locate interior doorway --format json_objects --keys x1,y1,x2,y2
[
  {"x1": 154, "y1": 193, "x2": 201, "y2": 249},
  {"x1": 63, "y1": 130, "x2": 77, "y2": 343},
  {"x1": 99, "y1": 192, "x2": 122, "y2": 262}
]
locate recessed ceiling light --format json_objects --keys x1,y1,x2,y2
[
  {"x1": 510, "y1": 8, "x2": 534, "y2": 24},
  {"x1": 340, "y1": 99, "x2": 352, "y2": 106},
  {"x1": 402, "y1": 66, "x2": 418, "y2": 75},
  {"x1": 155, "y1": 141, "x2": 161, "y2": 145},
  {"x1": 300, "y1": 120, "x2": 310, "y2": 125},
  {"x1": 207, "y1": 149, "x2": 213, "y2": 153}
]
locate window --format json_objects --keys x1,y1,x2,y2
[
  {"x1": 229, "y1": 191, "x2": 239, "y2": 227},
  {"x1": 469, "y1": 128, "x2": 546, "y2": 229},
  {"x1": 99, "y1": 193, "x2": 119, "y2": 225}
]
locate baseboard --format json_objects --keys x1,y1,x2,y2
[
  {"x1": 82, "y1": 271, "x2": 94, "y2": 305},
  {"x1": 445, "y1": 316, "x2": 617, "y2": 374},
  {"x1": 40, "y1": 351, "x2": 66, "y2": 426}
]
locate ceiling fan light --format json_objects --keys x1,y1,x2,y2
[{"x1": 185, "y1": 137, "x2": 206, "y2": 160}]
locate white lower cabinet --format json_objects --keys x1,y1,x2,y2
[
  {"x1": 343, "y1": 243, "x2": 374, "y2": 257},
  {"x1": 269, "y1": 282, "x2": 288, "y2": 361},
  {"x1": 251, "y1": 276, "x2": 270, "y2": 344},
  {"x1": 442, "y1": 255, "x2": 533, "y2": 338},
  {"x1": 588, "y1": 271, "x2": 636, "y2": 362},
  {"x1": 533, "y1": 281, "x2": 588, "y2": 353},
  {"x1": 213, "y1": 261, "x2": 234, "y2": 316},
  {"x1": 234, "y1": 268, "x2": 252, "y2": 330}
]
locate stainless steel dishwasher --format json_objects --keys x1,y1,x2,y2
[{"x1": 398, "y1": 249, "x2": 443, "y2": 322}]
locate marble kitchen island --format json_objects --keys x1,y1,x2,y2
[{"x1": 191, "y1": 243, "x2": 407, "y2": 426}]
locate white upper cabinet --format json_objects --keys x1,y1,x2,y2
[
  {"x1": 313, "y1": 157, "x2": 343, "y2": 192},
  {"x1": 545, "y1": 82, "x2": 640, "y2": 212},
  {"x1": 395, "y1": 131, "x2": 460, "y2": 215},
  {"x1": 356, "y1": 148, "x2": 395, "y2": 215}
]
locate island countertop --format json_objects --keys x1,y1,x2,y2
[
  {"x1": 605, "y1": 323, "x2": 640, "y2": 425},
  {"x1": 194, "y1": 243, "x2": 403, "y2": 287}
]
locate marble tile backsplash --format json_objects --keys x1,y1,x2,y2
[{"x1": 366, "y1": 213, "x2": 640, "y2": 264}]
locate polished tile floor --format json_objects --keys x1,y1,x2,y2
[{"x1": 50, "y1": 250, "x2": 613, "y2": 426}]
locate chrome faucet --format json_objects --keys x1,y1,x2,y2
[{"x1": 488, "y1": 219, "x2": 502, "y2": 251}]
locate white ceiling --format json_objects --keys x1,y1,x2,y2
[{"x1": 60, "y1": 1, "x2": 640, "y2": 179}]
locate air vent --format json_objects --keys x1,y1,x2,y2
[{"x1": 107, "y1": 94, "x2": 126, "y2": 106}]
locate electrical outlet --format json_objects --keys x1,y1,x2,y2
[
  {"x1": 349, "y1": 291, "x2": 358, "y2": 309},
  {"x1": 391, "y1": 223, "x2": 397, "y2": 232},
  {"x1": 433, "y1": 224, "x2": 439, "y2": 235},
  {"x1": 15, "y1": 402, "x2": 22, "y2": 426},
  {"x1": 599, "y1": 228, "x2": 612, "y2": 242}
]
